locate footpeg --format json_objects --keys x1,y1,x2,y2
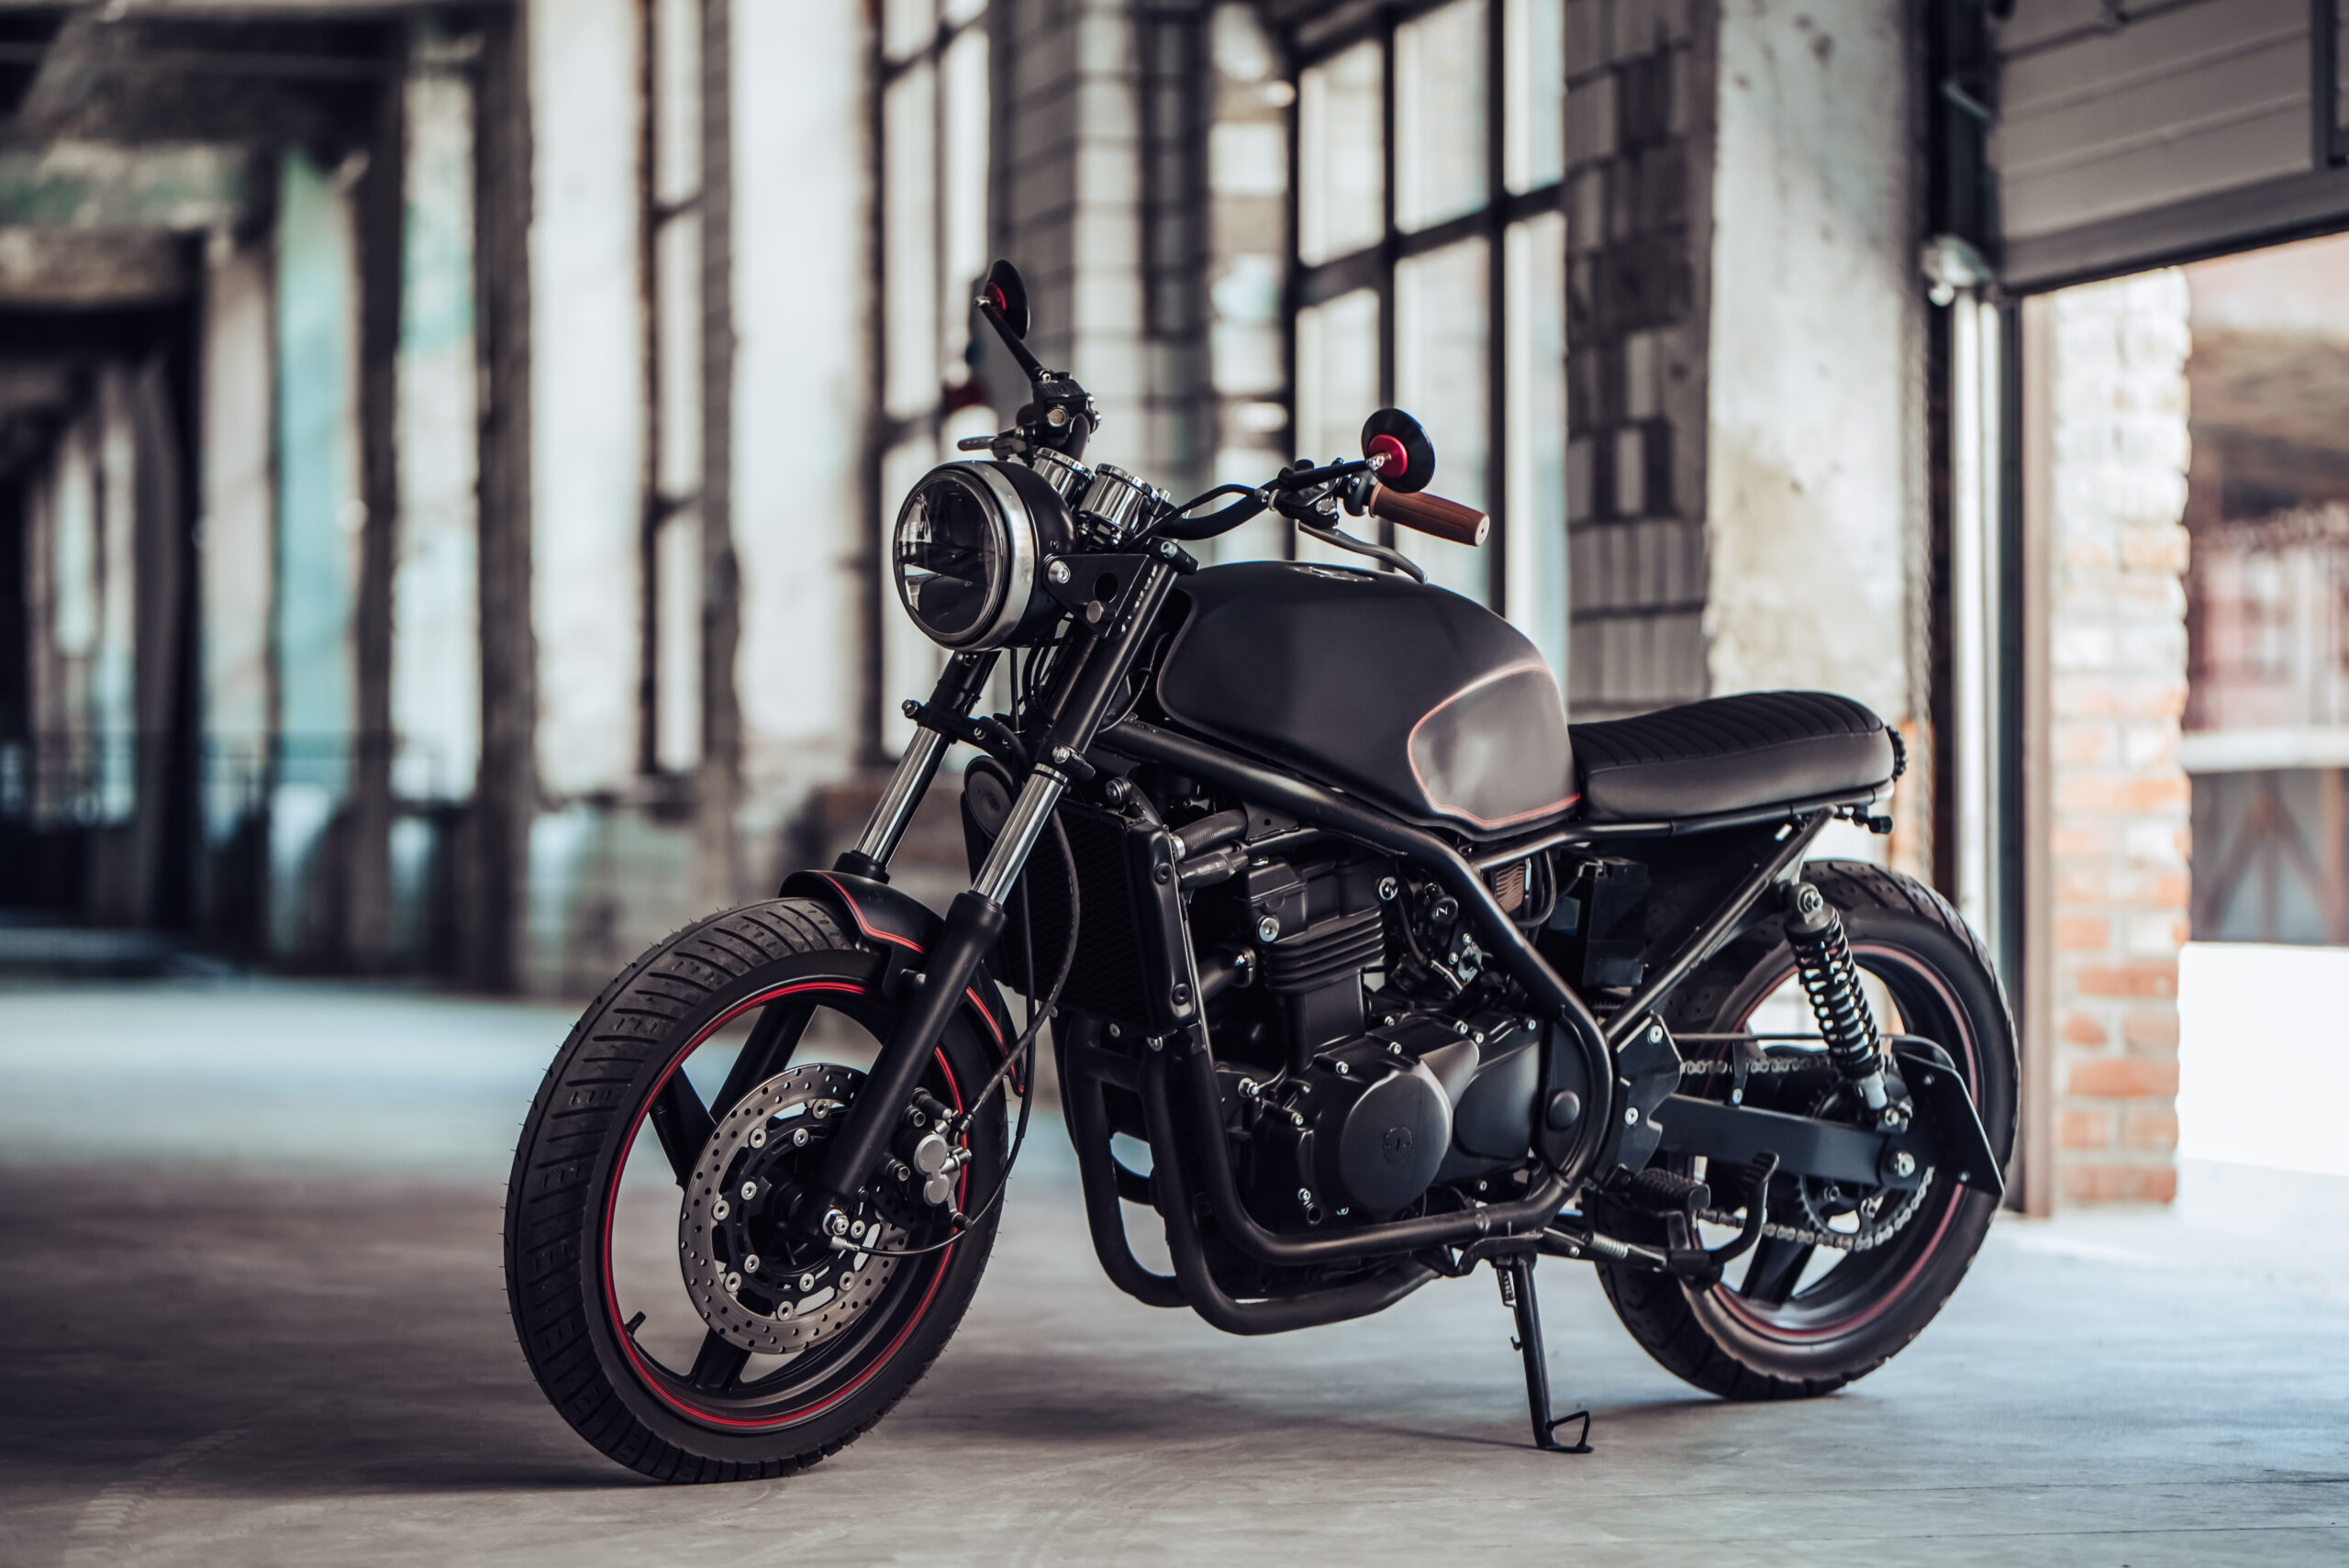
[
  {"x1": 1620, "y1": 1166, "x2": 1711, "y2": 1219},
  {"x1": 1495, "y1": 1254, "x2": 1591, "y2": 1454}
]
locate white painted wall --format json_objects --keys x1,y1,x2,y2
[
  {"x1": 730, "y1": 0, "x2": 870, "y2": 834},
  {"x1": 1704, "y1": 0, "x2": 1921, "y2": 731},
  {"x1": 529, "y1": 0, "x2": 644, "y2": 797}
]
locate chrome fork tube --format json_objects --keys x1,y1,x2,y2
[
  {"x1": 974, "y1": 768, "x2": 1066, "y2": 904},
  {"x1": 848, "y1": 725, "x2": 950, "y2": 873}
]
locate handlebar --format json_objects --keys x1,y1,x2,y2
[{"x1": 1364, "y1": 483, "x2": 1487, "y2": 547}]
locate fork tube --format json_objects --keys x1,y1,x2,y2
[{"x1": 837, "y1": 651, "x2": 997, "y2": 881}]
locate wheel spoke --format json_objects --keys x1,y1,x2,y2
[
  {"x1": 709, "y1": 999, "x2": 817, "y2": 1122},
  {"x1": 648, "y1": 1073, "x2": 716, "y2": 1187},
  {"x1": 687, "y1": 1330, "x2": 751, "y2": 1391},
  {"x1": 1740, "y1": 1235, "x2": 1814, "y2": 1307}
]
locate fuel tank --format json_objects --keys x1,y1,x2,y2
[{"x1": 1153, "y1": 562, "x2": 1576, "y2": 836}]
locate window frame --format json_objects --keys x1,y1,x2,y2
[
  {"x1": 868, "y1": 1, "x2": 992, "y2": 759},
  {"x1": 1284, "y1": 0, "x2": 1564, "y2": 613}
]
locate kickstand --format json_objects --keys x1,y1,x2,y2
[{"x1": 1496, "y1": 1254, "x2": 1592, "y2": 1454}]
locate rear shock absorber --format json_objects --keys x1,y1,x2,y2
[{"x1": 1783, "y1": 882, "x2": 1893, "y2": 1118}]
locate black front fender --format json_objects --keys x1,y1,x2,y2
[{"x1": 779, "y1": 869, "x2": 1019, "y2": 1062}]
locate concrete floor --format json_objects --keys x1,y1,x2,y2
[{"x1": 3, "y1": 981, "x2": 2345, "y2": 1566}]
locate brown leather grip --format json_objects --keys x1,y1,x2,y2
[{"x1": 1367, "y1": 483, "x2": 1489, "y2": 547}]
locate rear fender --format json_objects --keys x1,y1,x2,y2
[{"x1": 780, "y1": 869, "x2": 1018, "y2": 1063}]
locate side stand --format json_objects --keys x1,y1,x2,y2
[{"x1": 1496, "y1": 1254, "x2": 1591, "y2": 1454}]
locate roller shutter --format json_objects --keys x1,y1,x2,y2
[{"x1": 1991, "y1": 0, "x2": 2349, "y2": 288}]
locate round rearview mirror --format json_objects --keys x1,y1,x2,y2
[
  {"x1": 985, "y1": 259, "x2": 1030, "y2": 339},
  {"x1": 1361, "y1": 407, "x2": 1435, "y2": 494}
]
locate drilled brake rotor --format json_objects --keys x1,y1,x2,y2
[{"x1": 678, "y1": 1062, "x2": 919, "y2": 1355}]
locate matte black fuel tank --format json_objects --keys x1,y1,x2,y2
[{"x1": 1153, "y1": 562, "x2": 1576, "y2": 836}]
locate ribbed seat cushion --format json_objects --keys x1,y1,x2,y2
[{"x1": 1569, "y1": 691, "x2": 1897, "y2": 823}]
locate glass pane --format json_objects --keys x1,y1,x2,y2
[
  {"x1": 1503, "y1": 0, "x2": 1564, "y2": 193},
  {"x1": 941, "y1": 28, "x2": 989, "y2": 406},
  {"x1": 654, "y1": 211, "x2": 702, "y2": 497},
  {"x1": 652, "y1": 0, "x2": 701, "y2": 205},
  {"x1": 1298, "y1": 39, "x2": 1384, "y2": 266},
  {"x1": 1294, "y1": 288, "x2": 1381, "y2": 570},
  {"x1": 884, "y1": 0, "x2": 934, "y2": 62},
  {"x1": 1396, "y1": 0, "x2": 1487, "y2": 232},
  {"x1": 654, "y1": 506, "x2": 702, "y2": 773},
  {"x1": 883, "y1": 62, "x2": 939, "y2": 420},
  {"x1": 1505, "y1": 213, "x2": 1567, "y2": 680},
  {"x1": 1396, "y1": 236, "x2": 1490, "y2": 602}
]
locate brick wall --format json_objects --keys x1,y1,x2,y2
[
  {"x1": 1561, "y1": 0, "x2": 1709, "y2": 717},
  {"x1": 2045, "y1": 271, "x2": 2193, "y2": 1203}
]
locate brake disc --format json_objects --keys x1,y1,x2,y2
[{"x1": 678, "y1": 1062, "x2": 918, "y2": 1356}]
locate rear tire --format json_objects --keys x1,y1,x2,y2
[
  {"x1": 1592, "y1": 862, "x2": 2018, "y2": 1400},
  {"x1": 504, "y1": 898, "x2": 1006, "y2": 1481}
]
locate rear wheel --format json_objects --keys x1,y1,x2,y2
[
  {"x1": 504, "y1": 899, "x2": 1007, "y2": 1481},
  {"x1": 1592, "y1": 862, "x2": 2017, "y2": 1399}
]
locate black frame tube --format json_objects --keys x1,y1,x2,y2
[
  {"x1": 1141, "y1": 1046, "x2": 1437, "y2": 1333},
  {"x1": 1147, "y1": 1031, "x2": 1572, "y2": 1266},
  {"x1": 1057, "y1": 1022, "x2": 1186, "y2": 1308},
  {"x1": 1099, "y1": 715, "x2": 1616, "y2": 1177}
]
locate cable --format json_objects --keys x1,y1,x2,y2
[{"x1": 843, "y1": 808, "x2": 1080, "y2": 1260}]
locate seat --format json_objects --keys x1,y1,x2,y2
[{"x1": 1568, "y1": 691, "x2": 1898, "y2": 823}]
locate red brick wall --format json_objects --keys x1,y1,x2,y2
[{"x1": 2044, "y1": 272, "x2": 2192, "y2": 1204}]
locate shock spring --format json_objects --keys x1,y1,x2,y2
[{"x1": 1782, "y1": 882, "x2": 1888, "y2": 1108}]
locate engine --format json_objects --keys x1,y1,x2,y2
[{"x1": 1192, "y1": 843, "x2": 1585, "y2": 1229}]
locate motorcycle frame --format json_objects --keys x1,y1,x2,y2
[{"x1": 795, "y1": 552, "x2": 1910, "y2": 1333}]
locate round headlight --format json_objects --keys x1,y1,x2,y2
[{"x1": 891, "y1": 462, "x2": 1071, "y2": 650}]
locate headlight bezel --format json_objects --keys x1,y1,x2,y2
[{"x1": 890, "y1": 460, "x2": 1075, "y2": 651}]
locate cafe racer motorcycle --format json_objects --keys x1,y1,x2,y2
[{"x1": 504, "y1": 261, "x2": 2013, "y2": 1482}]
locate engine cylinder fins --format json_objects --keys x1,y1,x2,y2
[
  {"x1": 1262, "y1": 905, "x2": 1387, "y2": 993},
  {"x1": 677, "y1": 1062, "x2": 917, "y2": 1356}
]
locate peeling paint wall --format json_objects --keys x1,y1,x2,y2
[
  {"x1": 1705, "y1": 0, "x2": 1922, "y2": 736},
  {"x1": 529, "y1": 0, "x2": 644, "y2": 800},
  {"x1": 729, "y1": 0, "x2": 868, "y2": 858}
]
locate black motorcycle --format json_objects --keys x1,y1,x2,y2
[{"x1": 504, "y1": 261, "x2": 2014, "y2": 1482}]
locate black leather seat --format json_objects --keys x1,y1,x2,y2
[{"x1": 1569, "y1": 691, "x2": 1898, "y2": 823}]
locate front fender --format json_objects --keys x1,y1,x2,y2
[{"x1": 780, "y1": 869, "x2": 1017, "y2": 1061}]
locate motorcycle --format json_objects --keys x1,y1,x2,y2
[{"x1": 504, "y1": 260, "x2": 2014, "y2": 1482}]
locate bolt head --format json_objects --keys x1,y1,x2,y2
[
  {"x1": 740, "y1": 1181, "x2": 758, "y2": 1201},
  {"x1": 1047, "y1": 559, "x2": 1072, "y2": 584},
  {"x1": 799, "y1": 1272, "x2": 818, "y2": 1291},
  {"x1": 1892, "y1": 1151, "x2": 1918, "y2": 1178},
  {"x1": 1297, "y1": 1188, "x2": 1314, "y2": 1206},
  {"x1": 743, "y1": 1254, "x2": 761, "y2": 1273},
  {"x1": 1624, "y1": 1107, "x2": 1641, "y2": 1125},
  {"x1": 793, "y1": 1127, "x2": 809, "y2": 1147},
  {"x1": 1377, "y1": 876, "x2": 1398, "y2": 901},
  {"x1": 1648, "y1": 1023, "x2": 1664, "y2": 1043},
  {"x1": 1333, "y1": 1061, "x2": 1350, "y2": 1076},
  {"x1": 901, "y1": 698, "x2": 921, "y2": 718},
  {"x1": 1256, "y1": 914, "x2": 1281, "y2": 942},
  {"x1": 748, "y1": 1128, "x2": 766, "y2": 1148},
  {"x1": 822, "y1": 1208, "x2": 852, "y2": 1238},
  {"x1": 712, "y1": 1199, "x2": 730, "y2": 1220},
  {"x1": 724, "y1": 1272, "x2": 742, "y2": 1293}
]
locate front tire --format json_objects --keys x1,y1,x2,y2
[
  {"x1": 1593, "y1": 862, "x2": 2018, "y2": 1400},
  {"x1": 504, "y1": 898, "x2": 1006, "y2": 1481}
]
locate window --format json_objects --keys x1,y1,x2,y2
[
  {"x1": 1287, "y1": 0, "x2": 1566, "y2": 674},
  {"x1": 875, "y1": 0, "x2": 992, "y2": 753}
]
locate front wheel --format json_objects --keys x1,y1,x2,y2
[
  {"x1": 1593, "y1": 862, "x2": 2018, "y2": 1400},
  {"x1": 504, "y1": 898, "x2": 1007, "y2": 1481}
]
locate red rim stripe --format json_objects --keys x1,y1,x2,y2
[{"x1": 597, "y1": 978, "x2": 966, "y2": 1430}]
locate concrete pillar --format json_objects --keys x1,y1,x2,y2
[{"x1": 2042, "y1": 270, "x2": 2192, "y2": 1205}]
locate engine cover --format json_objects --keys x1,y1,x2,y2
[{"x1": 1249, "y1": 1010, "x2": 1551, "y2": 1220}]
